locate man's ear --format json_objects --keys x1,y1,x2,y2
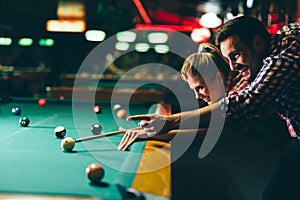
[{"x1": 253, "y1": 35, "x2": 266, "y2": 52}]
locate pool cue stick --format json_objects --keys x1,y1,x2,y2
[{"x1": 75, "y1": 127, "x2": 141, "y2": 143}]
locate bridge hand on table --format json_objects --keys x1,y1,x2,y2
[
  {"x1": 117, "y1": 127, "x2": 149, "y2": 151},
  {"x1": 127, "y1": 114, "x2": 175, "y2": 136}
]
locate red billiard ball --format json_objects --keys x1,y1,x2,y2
[
  {"x1": 117, "y1": 109, "x2": 126, "y2": 119},
  {"x1": 54, "y1": 126, "x2": 66, "y2": 139},
  {"x1": 12, "y1": 107, "x2": 21, "y2": 115},
  {"x1": 19, "y1": 117, "x2": 30, "y2": 127},
  {"x1": 38, "y1": 98, "x2": 47, "y2": 107},
  {"x1": 93, "y1": 105, "x2": 102, "y2": 114},
  {"x1": 91, "y1": 123, "x2": 102, "y2": 135},
  {"x1": 86, "y1": 163, "x2": 104, "y2": 183}
]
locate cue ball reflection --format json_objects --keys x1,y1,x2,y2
[
  {"x1": 86, "y1": 163, "x2": 104, "y2": 183},
  {"x1": 61, "y1": 137, "x2": 75, "y2": 152}
]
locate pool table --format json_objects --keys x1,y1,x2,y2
[
  {"x1": 0, "y1": 97, "x2": 171, "y2": 200},
  {"x1": 50, "y1": 74, "x2": 171, "y2": 103}
]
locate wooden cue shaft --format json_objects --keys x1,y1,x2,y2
[
  {"x1": 75, "y1": 127, "x2": 141, "y2": 143},
  {"x1": 75, "y1": 130, "x2": 124, "y2": 142}
]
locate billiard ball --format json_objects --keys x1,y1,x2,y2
[
  {"x1": 117, "y1": 109, "x2": 126, "y2": 119},
  {"x1": 38, "y1": 98, "x2": 47, "y2": 107},
  {"x1": 86, "y1": 163, "x2": 104, "y2": 183},
  {"x1": 12, "y1": 107, "x2": 21, "y2": 115},
  {"x1": 113, "y1": 104, "x2": 121, "y2": 112},
  {"x1": 61, "y1": 137, "x2": 75, "y2": 152},
  {"x1": 54, "y1": 126, "x2": 66, "y2": 139},
  {"x1": 93, "y1": 105, "x2": 102, "y2": 114},
  {"x1": 91, "y1": 123, "x2": 102, "y2": 135},
  {"x1": 19, "y1": 117, "x2": 30, "y2": 127}
]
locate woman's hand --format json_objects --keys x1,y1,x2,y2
[
  {"x1": 118, "y1": 128, "x2": 149, "y2": 151},
  {"x1": 128, "y1": 114, "x2": 179, "y2": 136}
]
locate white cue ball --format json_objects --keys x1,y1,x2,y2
[{"x1": 61, "y1": 137, "x2": 75, "y2": 152}]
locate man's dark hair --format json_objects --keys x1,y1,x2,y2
[{"x1": 215, "y1": 16, "x2": 271, "y2": 48}]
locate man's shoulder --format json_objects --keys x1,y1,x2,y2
[
  {"x1": 278, "y1": 21, "x2": 300, "y2": 35},
  {"x1": 270, "y1": 21, "x2": 300, "y2": 55}
]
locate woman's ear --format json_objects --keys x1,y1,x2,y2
[{"x1": 216, "y1": 71, "x2": 224, "y2": 84}]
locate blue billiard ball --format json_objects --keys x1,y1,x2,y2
[
  {"x1": 12, "y1": 107, "x2": 22, "y2": 115},
  {"x1": 19, "y1": 117, "x2": 30, "y2": 127}
]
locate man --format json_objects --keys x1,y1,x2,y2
[{"x1": 127, "y1": 16, "x2": 300, "y2": 199}]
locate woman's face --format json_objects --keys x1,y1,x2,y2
[{"x1": 185, "y1": 73, "x2": 224, "y2": 105}]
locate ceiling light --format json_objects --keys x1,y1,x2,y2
[
  {"x1": 18, "y1": 38, "x2": 33, "y2": 46},
  {"x1": 85, "y1": 30, "x2": 106, "y2": 42},
  {"x1": 46, "y1": 19, "x2": 86, "y2": 32},
  {"x1": 0, "y1": 37, "x2": 12, "y2": 46},
  {"x1": 136, "y1": 24, "x2": 195, "y2": 32},
  {"x1": 57, "y1": 0, "x2": 85, "y2": 19},
  {"x1": 246, "y1": 0, "x2": 254, "y2": 9},
  {"x1": 147, "y1": 32, "x2": 168, "y2": 43},
  {"x1": 39, "y1": 38, "x2": 55, "y2": 47},
  {"x1": 191, "y1": 28, "x2": 211, "y2": 43},
  {"x1": 116, "y1": 31, "x2": 137, "y2": 42},
  {"x1": 199, "y1": 12, "x2": 222, "y2": 28},
  {"x1": 115, "y1": 42, "x2": 130, "y2": 51},
  {"x1": 154, "y1": 44, "x2": 169, "y2": 54},
  {"x1": 197, "y1": 2, "x2": 221, "y2": 14},
  {"x1": 135, "y1": 43, "x2": 150, "y2": 52}
]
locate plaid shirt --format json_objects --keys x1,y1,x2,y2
[{"x1": 222, "y1": 22, "x2": 300, "y2": 137}]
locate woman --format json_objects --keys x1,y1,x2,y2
[
  {"x1": 118, "y1": 43, "x2": 231, "y2": 151},
  {"x1": 180, "y1": 42, "x2": 230, "y2": 105}
]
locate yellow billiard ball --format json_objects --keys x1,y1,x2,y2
[{"x1": 61, "y1": 137, "x2": 75, "y2": 152}]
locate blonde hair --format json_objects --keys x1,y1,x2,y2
[{"x1": 181, "y1": 43, "x2": 229, "y2": 83}]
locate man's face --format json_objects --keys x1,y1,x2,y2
[{"x1": 220, "y1": 35, "x2": 256, "y2": 73}]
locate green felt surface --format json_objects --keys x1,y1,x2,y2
[{"x1": 0, "y1": 99, "x2": 152, "y2": 199}]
